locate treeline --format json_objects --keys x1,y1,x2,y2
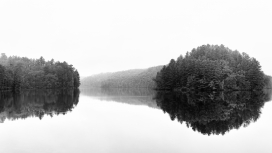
[
  {"x1": 154, "y1": 44, "x2": 268, "y2": 91},
  {"x1": 81, "y1": 66, "x2": 162, "y2": 88},
  {"x1": 0, "y1": 53, "x2": 80, "y2": 91}
]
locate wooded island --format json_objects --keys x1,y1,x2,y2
[
  {"x1": 154, "y1": 45, "x2": 270, "y2": 91},
  {"x1": 0, "y1": 53, "x2": 80, "y2": 91}
]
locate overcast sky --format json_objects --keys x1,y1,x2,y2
[{"x1": 0, "y1": 0, "x2": 271, "y2": 77}]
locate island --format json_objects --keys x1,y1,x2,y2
[
  {"x1": 0, "y1": 53, "x2": 80, "y2": 91},
  {"x1": 154, "y1": 44, "x2": 271, "y2": 91}
]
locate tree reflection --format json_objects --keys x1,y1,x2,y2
[
  {"x1": 155, "y1": 90, "x2": 271, "y2": 135},
  {"x1": 0, "y1": 89, "x2": 79, "y2": 122}
]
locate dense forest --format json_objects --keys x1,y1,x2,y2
[
  {"x1": 81, "y1": 66, "x2": 162, "y2": 88},
  {"x1": 154, "y1": 44, "x2": 271, "y2": 91},
  {"x1": 155, "y1": 91, "x2": 270, "y2": 135},
  {"x1": 0, "y1": 53, "x2": 80, "y2": 91}
]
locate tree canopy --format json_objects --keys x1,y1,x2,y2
[
  {"x1": 0, "y1": 53, "x2": 80, "y2": 91},
  {"x1": 154, "y1": 44, "x2": 266, "y2": 91}
]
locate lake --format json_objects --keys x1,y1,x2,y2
[{"x1": 0, "y1": 88, "x2": 271, "y2": 153}]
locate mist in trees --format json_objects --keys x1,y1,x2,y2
[
  {"x1": 81, "y1": 66, "x2": 162, "y2": 88},
  {"x1": 0, "y1": 53, "x2": 80, "y2": 91},
  {"x1": 154, "y1": 44, "x2": 268, "y2": 91},
  {"x1": 154, "y1": 90, "x2": 271, "y2": 135},
  {"x1": 264, "y1": 75, "x2": 272, "y2": 89}
]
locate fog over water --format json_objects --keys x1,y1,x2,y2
[{"x1": 0, "y1": 1, "x2": 272, "y2": 152}]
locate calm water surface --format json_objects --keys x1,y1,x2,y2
[{"x1": 0, "y1": 88, "x2": 271, "y2": 153}]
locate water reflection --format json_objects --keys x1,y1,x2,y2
[
  {"x1": 154, "y1": 90, "x2": 272, "y2": 135},
  {"x1": 81, "y1": 88, "x2": 157, "y2": 108},
  {"x1": 80, "y1": 88, "x2": 272, "y2": 135},
  {"x1": 0, "y1": 89, "x2": 80, "y2": 122}
]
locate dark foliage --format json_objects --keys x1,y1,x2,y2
[
  {"x1": 0, "y1": 89, "x2": 79, "y2": 122},
  {"x1": 154, "y1": 90, "x2": 271, "y2": 135},
  {"x1": 0, "y1": 53, "x2": 80, "y2": 91},
  {"x1": 154, "y1": 44, "x2": 266, "y2": 91}
]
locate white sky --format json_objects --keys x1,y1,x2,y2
[{"x1": 0, "y1": 0, "x2": 271, "y2": 77}]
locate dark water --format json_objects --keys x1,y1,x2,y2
[{"x1": 0, "y1": 88, "x2": 271, "y2": 153}]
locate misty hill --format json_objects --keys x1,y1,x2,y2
[{"x1": 81, "y1": 66, "x2": 163, "y2": 88}]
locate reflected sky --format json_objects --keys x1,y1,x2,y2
[{"x1": 0, "y1": 89, "x2": 272, "y2": 153}]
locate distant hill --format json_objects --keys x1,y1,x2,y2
[{"x1": 81, "y1": 66, "x2": 163, "y2": 88}]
